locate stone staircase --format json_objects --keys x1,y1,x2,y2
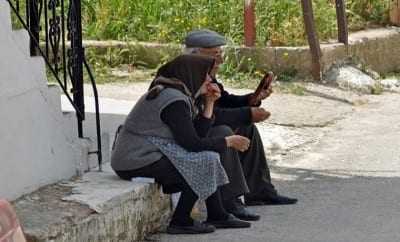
[
  {"x1": 1, "y1": 1, "x2": 171, "y2": 240},
  {"x1": 12, "y1": 163, "x2": 171, "y2": 242},
  {"x1": 0, "y1": 0, "x2": 80, "y2": 200}
]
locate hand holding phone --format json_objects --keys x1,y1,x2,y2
[{"x1": 249, "y1": 71, "x2": 274, "y2": 106}]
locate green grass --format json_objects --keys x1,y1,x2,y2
[
  {"x1": 82, "y1": 0, "x2": 391, "y2": 46},
  {"x1": 382, "y1": 71, "x2": 400, "y2": 79},
  {"x1": 9, "y1": 0, "x2": 391, "y2": 46},
  {"x1": 276, "y1": 82, "x2": 307, "y2": 95},
  {"x1": 370, "y1": 82, "x2": 384, "y2": 95}
]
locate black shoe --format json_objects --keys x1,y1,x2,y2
[
  {"x1": 206, "y1": 214, "x2": 251, "y2": 229},
  {"x1": 226, "y1": 199, "x2": 260, "y2": 221},
  {"x1": 246, "y1": 194, "x2": 298, "y2": 206},
  {"x1": 167, "y1": 220, "x2": 216, "y2": 234}
]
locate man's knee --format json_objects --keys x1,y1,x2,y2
[
  {"x1": 238, "y1": 123, "x2": 259, "y2": 138},
  {"x1": 208, "y1": 125, "x2": 234, "y2": 137}
]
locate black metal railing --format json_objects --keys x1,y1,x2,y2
[{"x1": 6, "y1": 0, "x2": 103, "y2": 171}]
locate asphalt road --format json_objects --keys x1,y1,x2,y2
[{"x1": 149, "y1": 92, "x2": 400, "y2": 242}]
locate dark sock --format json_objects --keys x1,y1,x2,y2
[
  {"x1": 206, "y1": 189, "x2": 229, "y2": 221},
  {"x1": 170, "y1": 188, "x2": 198, "y2": 226}
]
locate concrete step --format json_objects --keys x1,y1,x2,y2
[
  {"x1": 11, "y1": 29, "x2": 30, "y2": 57},
  {"x1": 47, "y1": 84, "x2": 62, "y2": 108},
  {"x1": 61, "y1": 111, "x2": 77, "y2": 140},
  {"x1": 28, "y1": 56, "x2": 48, "y2": 86},
  {"x1": 0, "y1": 56, "x2": 46, "y2": 100},
  {"x1": 45, "y1": 83, "x2": 65, "y2": 120},
  {"x1": 12, "y1": 163, "x2": 171, "y2": 242},
  {"x1": 61, "y1": 95, "x2": 133, "y2": 167},
  {"x1": 0, "y1": 0, "x2": 12, "y2": 33}
]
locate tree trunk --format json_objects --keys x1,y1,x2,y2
[
  {"x1": 244, "y1": 0, "x2": 256, "y2": 47},
  {"x1": 301, "y1": 0, "x2": 322, "y2": 81},
  {"x1": 390, "y1": 0, "x2": 400, "y2": 26}
]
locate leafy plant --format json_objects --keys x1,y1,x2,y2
[
  {"x1": 9, "y1": 0, "x2": 391, "y2": 47},
  {"x1": 81, "y1": 0, "x2": 391, "y2": 46},
  {"x1": 278, "y1": 68, "x2": 298, "y2": 82},
  {"x1": 371, "y1": 82, "x2": 384, "y2": 95}
]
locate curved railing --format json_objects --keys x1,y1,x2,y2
[{"x1": 6, "y1": 0, "x2": 102, "y2": 171}]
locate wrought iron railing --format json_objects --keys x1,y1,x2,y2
[{"x1": 6, "y1": 0, "x2": 103, "y2": 171}]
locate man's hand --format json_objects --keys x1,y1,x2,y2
[
  {"x1": 248, "y1": 86, "x2": 273, "y2": 106},
  {"x1": 258, "y1": 86, "x2": 273, "y2": 101},
  {"x1": 251, "y1": 107, "x2": 271, "y2": 123},
  {"x1": 225, "y1": 135, "x2": 250, "y2": 152}
]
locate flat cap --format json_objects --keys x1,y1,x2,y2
[{"x1": 185, "y1": 29, "x2": 226, "y2": 48}]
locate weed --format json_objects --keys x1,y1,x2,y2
[
  {"x1": 382, "y1": 71, "x2": 400, "y2": 79},
  {"x1": 275, "y1": 82, "x2": 306, "y2": 95},
  {"x1": 9, "y1": 0, "x2": 391, "y2": 47},
  {"x1": 278, "y1": 68, "x2": 298, "y2": 82},
  {"x1": 81, "y1": 0, "x2": 390, "y2": 46},
  {"x1": 371, "y1": 82, "x2": 384, "y2": 95}
]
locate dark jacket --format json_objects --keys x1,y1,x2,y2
[{"x1": 212, "y1": 78, "x2": 254, "y2": 128}]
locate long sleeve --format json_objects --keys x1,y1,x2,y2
[
  {"x1": 214, "y1": 79, "x2": 253, "y2": 108},
  {"x1": 161, "y1": 101, "x2": 227, "y2": 152},
  {"x1": 213, "y1": 106, "x2": 252, "y2": 127},
  {"x1": 193, "y1": 113, "x2": 215, "y2": 137}
]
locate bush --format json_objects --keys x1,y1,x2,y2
[{"x1": 82, "y1": 0, "x2": 391, "y2": 46}]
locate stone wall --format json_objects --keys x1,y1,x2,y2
[{"x1": 83, "y1": 27, "x2": 400, "y2": 78}]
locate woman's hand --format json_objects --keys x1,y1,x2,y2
[
  {"x1": 204, "y1": 83, "x2": 221, "y2": 103},
  {"x1": 202, "y1": 83, "x2": 221, "y2": 118},
  {"x1": 225, "y1": 135, "x2": 250, "y2": 152}
]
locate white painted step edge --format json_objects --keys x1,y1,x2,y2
[
  {"x1": 11, "y1": 28, "x2": 30, "y2": 57},
  {"x1": 0, "y1": 0, "x2": 12, "y2": 32}
]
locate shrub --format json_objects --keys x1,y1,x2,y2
[{"x1": 82, "y1": 0, "x2": 391, "y2": 46}]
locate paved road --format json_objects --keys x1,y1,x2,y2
[{"x1": 148, "y1": 92, "x2": 400, "y2": 242}]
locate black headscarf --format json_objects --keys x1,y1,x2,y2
[{"x1": 148, "y1": 54, "x2": 215, "y2": 100}]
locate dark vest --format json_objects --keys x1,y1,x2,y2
[{"x1": 111, "y1": 88, "x2": 192, "y2": 171}]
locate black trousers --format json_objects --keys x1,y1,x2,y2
[
  {"x1": 115, "y1": 156, "x2": 228, "y2": 225},
  {"x1": 208, "y1": 124, "x2": 278, "y2": 202},
  {"x1": 237, "y1": 124, "x2": 278, "y2": 199},
  {"x1": 207, "y1": 125, "x2": 250, "y2": 202}
]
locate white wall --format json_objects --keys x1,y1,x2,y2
[
  {"x1": 62, "y1": 96, "x2": 134, "y2": 171},
  {"x1": 0, "y1": 2, "x2": 80, "y2": 200}
]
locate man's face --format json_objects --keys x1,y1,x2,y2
[{"x1": 198, "y1": 47, "x2": 224, "y2": 77}]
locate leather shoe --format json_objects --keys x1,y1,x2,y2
[
  {"x1": 226, "y1": 199, "x2": 260, "y2": 221},
  {"x1": 246, "y1": 194, "x2": 298, "y2": 206},
  {"x1": 167, "y1": 220, "x2": 216, "y2": 234},
  {"x1": 206, "y1": 214, "x2": 251, "y2": 229}
]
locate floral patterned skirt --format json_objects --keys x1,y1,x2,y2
[{"x1": 147, "y1": 136, "x2": 229, "y2": 200}]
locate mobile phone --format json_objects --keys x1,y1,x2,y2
[
  {"x1": 251, "y1": 71, "x2": 274, "y2": 105},
  {"x1": 262, "y1": 71, "x2": 274, "y2": 90}
]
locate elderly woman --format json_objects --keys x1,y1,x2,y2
[{"x1": 111, "y1": 55, "x2": 250, "y2": 234}]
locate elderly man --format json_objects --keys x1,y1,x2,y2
[{"x1": 184, "y1": 29, "x2": 298, "y2": 210}]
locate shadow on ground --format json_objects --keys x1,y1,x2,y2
[{"x1": 148, "y1": 166, "x2": 400, "y2": 242}]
